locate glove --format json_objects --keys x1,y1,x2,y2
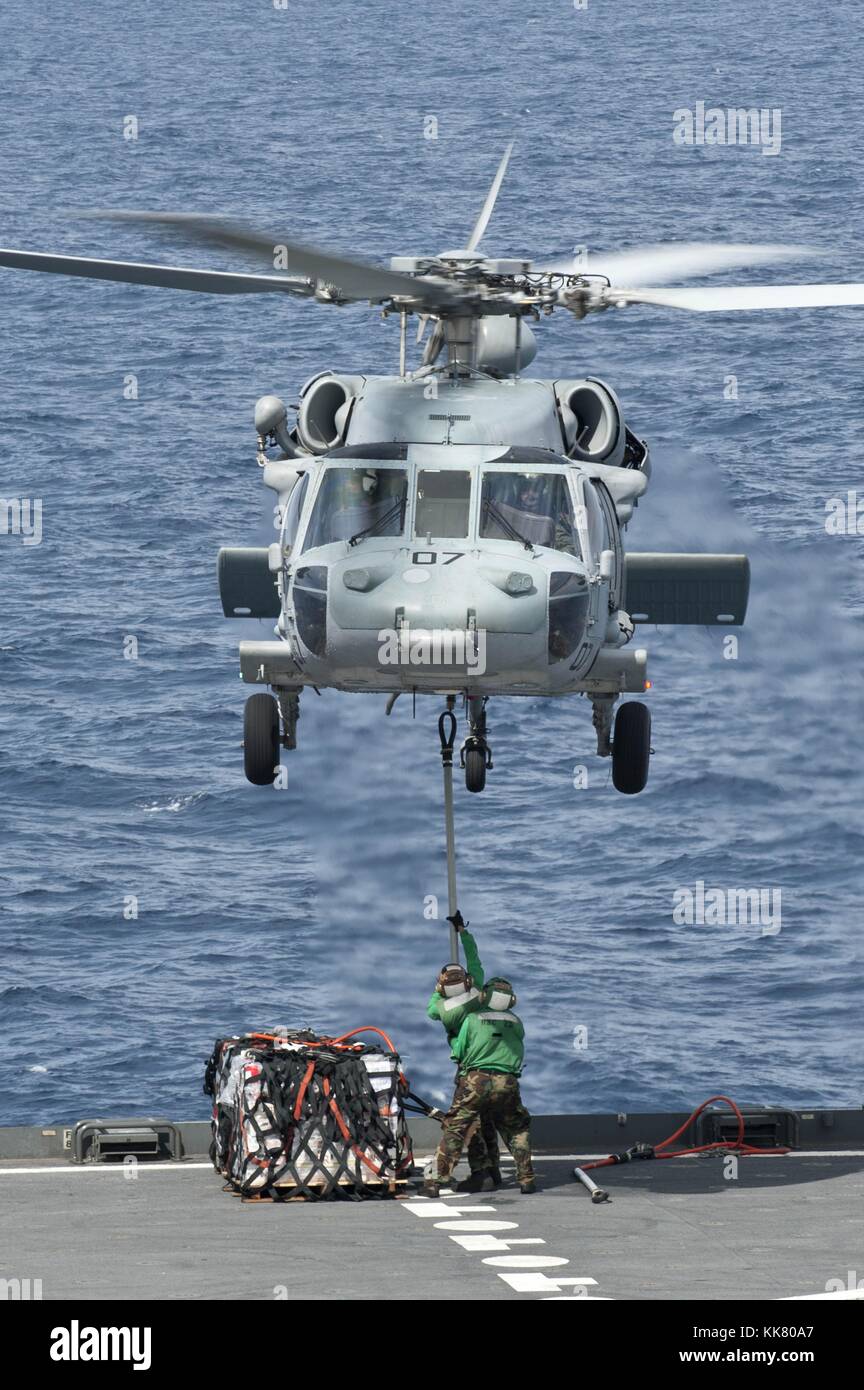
[{"x1": 446, "y1": 909, "x2": 467, "y2": 932}]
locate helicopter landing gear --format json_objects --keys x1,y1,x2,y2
[
  {"x1": 276, "y1": 689, "x2": 300, "y2": 751},
  {"x1": 244, "y1": 693, "x2": 280, "y2": 786},
  {"x1": 463, "y1": 745, "x2": 488, "y2": 793},
  {"x1": 461, "y1": 696, "x2": 493, "y2": 794},
  {"x1": 591, "y1": 696, "x2": 615, "y2": 759},
  {"x1": 611, "y1": 700, "x2": 651, "y2": 795}
]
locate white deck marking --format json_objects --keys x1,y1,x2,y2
[
  {"x1": 0, "y1": 1162, "x2": 216, "y2": 1175},
  {"x1": 448, "y1": 1235, "x2": 545, "y2": 1251},
  {"x1": 781, "y1": 1290, "x2": 864, "y2": 1300},
  {"x1": 499, "y1": 1273, "x2": 599, "y2": 1293},
  {"x1": 401, "y1": 1189, "x2": 598, "y2": 1298},
  {"x1": 411, "y1": 1150, "x2": 864, "y2": 1163},
  {"x1": 434, "y1": 1219, "x2": 518, "y2": 1231},
  {"x1": 484, "y1": 1255, "x2": 570, "y2": 1268},
  {"x1": 1, "y1": 1149, "x2": 860, "y2": 1179},
  {"x1": 400, "y1": 1201, "x2": 489, "y2": 1217}
]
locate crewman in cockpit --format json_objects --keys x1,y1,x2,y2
[
  {"x1": 329, "y1": 468, "x2": 381, "y2": 541},
  {"x1": 505, "y1": 475, "x2": 556, "y2": 547}
]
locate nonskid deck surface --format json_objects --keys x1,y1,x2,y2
[{"x1": 2, "y1": 1152, "x2": 862, "y2": 1301}]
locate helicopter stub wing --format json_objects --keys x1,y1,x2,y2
[
  {"x1": 239, "y1": 641, "x2": 302, "y2": 686},
  {"x1": 0, "y1": 247, "x2": 315, "y2": 296},
  {"x1": 218, "y1": 548, "x2": 281, "y2": 619},
  {"x1": 624, "y1": 553, "x2": 750, "y2": 625}
]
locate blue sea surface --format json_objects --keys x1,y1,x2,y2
[{"x1": 0, "y1": 0, "x2": 861, "y2": 1125}]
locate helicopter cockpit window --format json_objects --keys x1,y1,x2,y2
[
  {"x1": 479, "y1": 472, "x2": 581, "y2": 555},
  {"x1": 302, "y1": 466, "x2": 408, "y2": 551},
  {"x1": 581, "y1": 479, "x2": 611, "y2": 565},
  {"x1": 280, "y1": 472, "x2": 309, "y2": 554},
  {"x1": 414, "y1": 471, "x2": 471, "y2": 539}
]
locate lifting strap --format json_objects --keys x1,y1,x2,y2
[{"x1": 438, "y1": 703, "x2": 460, "y2": 964}]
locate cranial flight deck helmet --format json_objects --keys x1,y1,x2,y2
[
  {"x1": 437, "y1": 964, "x2": 473, "y2": 996},
  {"x1": 481, "y1": 977, "x2": 517, "y2": 1011}
]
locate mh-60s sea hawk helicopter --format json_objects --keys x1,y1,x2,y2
[{"x1": 3, "y1": 146, "x2": 864, "y2": 794}]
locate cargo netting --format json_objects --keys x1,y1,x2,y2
[{"x1": 204, "y1": 1027, "x2": 415, "y2": 1198}]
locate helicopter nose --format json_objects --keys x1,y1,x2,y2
[{"x1": 330, "y1": 555, "x2": 548, "y2": 637}]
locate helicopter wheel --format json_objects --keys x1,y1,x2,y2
[
  {"x1": 244, "y1": 693, "x2": 280, "y2": 786},
  {"x1": 611, "y1": 701, "x2": 651, "y2": 795},
  {"x1": 464, "y1": 745, "x2": 487, "y2": 794}
]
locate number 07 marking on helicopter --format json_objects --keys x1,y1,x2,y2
[{"x1": 412, "y1": 552, "x2": 464, "y2": 565}]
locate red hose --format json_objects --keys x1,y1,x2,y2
[
  {"x1": 331, "y1": 1026, "x2": 398, "y2": 1053},
  {"x1": 250, "y1": 1026, "x2": 398, "y2": 1054},
  {"x1": 582, "y1": 1094, "x2": 790, "y2": 1171}
]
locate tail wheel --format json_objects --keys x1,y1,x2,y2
[
  {"x1": 244, "y1": 693, "x2": 280, "y2": 786},
  {"x1": 465, "y1": 746, "x2": 487, "y2": 793},
  {"x1": 612, "y1": 701, "x2": 651, "y2": 795}
]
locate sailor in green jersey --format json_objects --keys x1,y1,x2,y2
[
  {"x1": 426, "y1": 910, "x2": 501, "y2": 1191},
  {"x1": 426, "y1": 974, "x2": 535, "y2": 1195},
  {"x1": 425, "y1": 912, "x2": 484, "y2": 1032}
]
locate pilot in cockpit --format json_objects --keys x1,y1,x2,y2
[
  {"x1": 503, "y1": 474, "x2": 581, "y2": 556},
  {"x1": 491, "y1": 475, "x2": 552, "y2": 544},
  {"x1": 329, "y1": 468, "x2": 384, "y2": 541}
]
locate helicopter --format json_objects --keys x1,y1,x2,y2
[{"x1": 3, "y1": 145, "x2": 864, "y2": 795}]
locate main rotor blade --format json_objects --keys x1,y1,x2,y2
[
  {"x1": 465, "y1": 141, "x2": 514, "y2": 254},
  {"x1": 421, "y1": 320, "x2": 445, "y2": 366},
  {"x1": 86, "y1": 212, "x2": 454, "y2": 307},
  {"x1": 604, "y1": 283, "x2": 864, "y2": 312},
  {"x1": 541, "y1": 242, "x2": 816, "y2": 287},
  {"x1": 0, "y1": 247, "x2": 313, "y2": 295}
]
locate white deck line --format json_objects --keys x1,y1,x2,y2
[
  {"x1": 1, "y1": 1150, "x2": 862, "y2": 1176},
  {"x1": 413, "y1": 1150, "x2": 864, "y2": 1163},
  {"x1": 0, "y1": 1162, "x2": 217, "y2": 1175}
]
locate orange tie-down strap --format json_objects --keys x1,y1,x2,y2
[
  {"x1": 247, "y1": 1027, "x2": 409, "y2": 1088},
  {"x1": 293, "y1": 1060, "x2": 316, "y2": 1121},
  {"x1": 323, "y1": 1075, "x2": 384, "y2": 1178}
]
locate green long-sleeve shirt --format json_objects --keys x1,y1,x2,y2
[
  {"x1": 426, "y1": 929, "x2": 485, "y2": 1043},
  {"x1": 451, "y1": 1007, "x2": 525, "y2": 1076}
]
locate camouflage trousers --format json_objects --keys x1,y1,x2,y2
[
  {"x1": 460, "y1": 1079, "x2": 500, "y2": 1175},
  {"x1": 436, "y1": 1071, "x2": 534, "y2": 1184}
]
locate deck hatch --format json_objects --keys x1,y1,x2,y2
[{"x1": 70, "y1": 1118, "x2": 182, "y2": 1164}]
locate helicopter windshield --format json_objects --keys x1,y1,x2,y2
[
  {"x1": 414, "y1": 470, "x2": 471, "y2": 540},
  {"x1": 302, "y1": 467, "x2": 408, "y2": 551},
  {"x1": 480, "y1": 472, "x2": 581, "y2": 556},
  {"x1": 280, "y1": 472, "x2": 309, "y2": 553}
]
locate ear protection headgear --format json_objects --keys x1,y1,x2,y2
[
  {"x1": 438, "y1": 964, "x2": 473, "y2": 997},
  {"x1": 481, "y1": 976, "x2": 517, "y2": 1011}
]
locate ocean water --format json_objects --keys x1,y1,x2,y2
[{"x1": 0, "y1": 0, "x2": 861, "y2": 1126}]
